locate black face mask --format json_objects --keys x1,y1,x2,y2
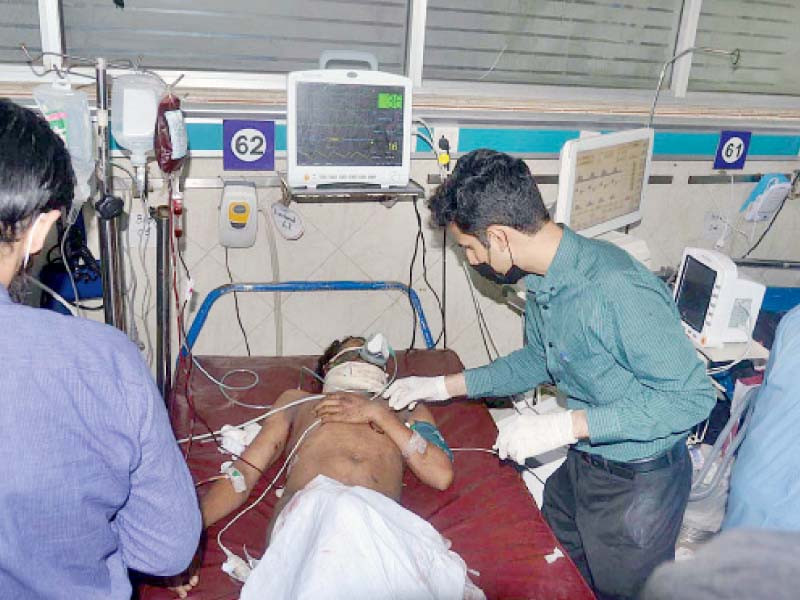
[{"x1": 472, "y1": 262, "x2": 529, "y2": 285}]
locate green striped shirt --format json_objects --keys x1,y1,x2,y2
[{"x1": 465, "y1": 226, "x2": 715, "y2": 462}]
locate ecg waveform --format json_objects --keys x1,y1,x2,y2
[
  {"x1": 296, "y1": 83, "x2": 404, "y2": 167},
  {"x1": 570, "y1": 139, "x2": 648, "y2": 232}
]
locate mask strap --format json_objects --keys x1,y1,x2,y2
[
  {"x1": 326, "y1": 346, "x2": 361, "y2": 367},
  {"x1": 22, "y1": 214, "x2": 44, "y2": 270}
]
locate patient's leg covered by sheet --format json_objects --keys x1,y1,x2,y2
[{"x1": 241, "y1": 474, "x2": 485, "y2": 600}]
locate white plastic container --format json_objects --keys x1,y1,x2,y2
[
  {"x1": 110, "y1": 73, "x2": 165, "y2": 167},
  {"x1": 33, "y1": 82, "x2": 95, "y2": 218}
]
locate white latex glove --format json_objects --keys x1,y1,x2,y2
[
  {"x1": 384, "y1": 376, "x2": 450, "y2": 410},
  {"x1": 493, "y1": 411, "x2": 577, "y2": 464}
]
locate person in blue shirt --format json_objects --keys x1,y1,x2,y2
[
  {"x1": 385, "y1": 149, "x2": 715, "y2": 599},
  {"x1": 0, "y1": 98, "x2": 201, "y2": 599},
  {"x1": 723, "y1": 304, "x2": 800, "y2": 531}
]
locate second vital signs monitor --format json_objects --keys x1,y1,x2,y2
[{"x1": 286, "y1": 69, "x2": 412, "y2": 188}]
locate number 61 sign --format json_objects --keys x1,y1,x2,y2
[
  {"x1": 713, "y1": 130, "x2": 751, "y2": 170},
  {"x1": 223, "y1": 120, "x2": 275, "y2": 171}
]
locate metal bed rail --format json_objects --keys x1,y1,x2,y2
[{"x1": 181, "y1": 280, "x2": 435, "y2": 355}]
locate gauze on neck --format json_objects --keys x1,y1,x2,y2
[{"x1": 322, "y1": 361, "x2": 388, "y2": 394}]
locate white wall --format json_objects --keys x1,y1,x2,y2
[{"x1": 84, "y1": 155, "x2": 800, "y2": 375}]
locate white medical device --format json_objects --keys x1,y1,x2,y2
[
  {"x1": 555, "y1": 128, "x2": 654, "y2": 238},
  {"x1": 745, "y1": 178, "x2": 791, "y2": 222},
  {"x1": 286, "y1": 69, "x2": 412, "y2": 189},
  {"x1": 674, "y1": 247, "x2": 765, "y2": 348},
  {"x1": 219, "y1": 182, "x2": 257, "y2": 248}
]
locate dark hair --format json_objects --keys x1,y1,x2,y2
[
  {"x1": 428, "y1": 148, "x2": 549, "y2": 245},
  {"x1": 0, "y1": 98, "x2": 74, "y2": 244},
  {"x1": 316, "y1": 336, "x2": 365, "y2": 379}
]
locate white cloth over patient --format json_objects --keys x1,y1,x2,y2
[{"x1": 240, "y1": 474, "x2": 484, "y2": 600}]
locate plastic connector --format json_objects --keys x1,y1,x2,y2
[
  {"x1": 437, "y1": 135, "x2": 451, "y2": 170},
  {"x1": 221, "y1": 551, "x2": 252, "y2": 583}
]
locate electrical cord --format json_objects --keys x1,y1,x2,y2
[
  {"x1": 60, "y1": 219, "x2": 83, "y2": 318},
  {"x1": 451, "y1": 447, "x2": 546, "y2": 486},
  {"x1": 442, "y1": 228, "x2": 447, "y2": 348},
  {"x1": 411, "y1": 198, "x2": 445, "y2": 347},
  {"x1": 462, "y1": 261, "x2": 499, "y2": 360},
  {"x1": 26, "y1": 276, "x2": 78, "y2": 316},
  {"x1": 740, "y1": 194, "x2": 789, "y2": 259},
  {"x1": 224, "y1": 247, "x2": 251, "y2": 356}
]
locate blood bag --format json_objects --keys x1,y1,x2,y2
[{"x1": 154, "y1": 92, "x2": 188, "y2": 175}]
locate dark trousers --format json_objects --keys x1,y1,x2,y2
[{"x1": 542, "y1": 443, "x2": 691, "y2": 600}]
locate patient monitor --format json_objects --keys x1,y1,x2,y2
[
  {"x1": 554, "y1": 128, "x2": 653, "y2": 238},
  {"x1": 674, "y1": 247, "x2": 765, "y2": 348},
  {"x1": 286, "y1": 69, "x2": 412, "y2": 189}
]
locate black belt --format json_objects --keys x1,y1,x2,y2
[{"x1": 574, "y1": 442, "x2": 685, "y2": 480}]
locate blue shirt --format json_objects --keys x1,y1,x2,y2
[
  {"x1": 0, "y1": 284, "x2": 201, "y2": 599},
  {"x1": 465, "y1": 227, "x2": 715, "y2": 462},
  {"x1": 724, "y1": 305, "x2": 800, "y2": 531}
]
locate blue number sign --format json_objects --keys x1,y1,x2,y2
[
  {"x1": 223, "y1": 120, "x2": 275, "y2": 171},
  {"x1": 714, "y1": 130, "x2": 751, "y2": 170}
]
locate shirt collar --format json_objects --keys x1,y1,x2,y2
[
  {"x1": 0, "y1": 283, "x2": 10, "y2": 305},
  {"x1": 525, "y1": 226, "x2": 583, "y2": 299}
]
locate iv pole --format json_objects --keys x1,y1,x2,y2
[{"x1": 94, "y1": 57, "x2": 128, "y2": 332}]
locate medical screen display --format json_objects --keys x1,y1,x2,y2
[
  {"x1": 569, "y1": 138, "x2": 649, "y2": 232},
  {"x1": 676, "y1": 256, "x2": 717, "y2": 333},
  {"x1": 296, "y1": 82, "x2": 404, "y2": 167}
]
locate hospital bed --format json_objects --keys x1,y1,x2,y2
[{"x1": 138, "y1": 282, "x2": 595, "y2": 600}]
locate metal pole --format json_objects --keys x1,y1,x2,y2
[
  {"x1": 94, "y1": 57, "x2": 127, "y2": 332},
  {"x1": 155, "y1": 205, "x2": 172, "y2": 403},
  {"x1": 734, "y1": 258, "x2": 800, "y2": 270}
]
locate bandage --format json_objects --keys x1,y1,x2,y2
[
  {"x1": 402, "y1": 430, "x2": 428, "y2": 460},
  {"x1": 322, "y1": 361, "x2": 387, "y2": 394},
  {"x1": 219, "y1": 422, "x2": 262, "y2": 457},
  {"x1": 221, "y1": 461, "x2": 247, "y2": 493}
]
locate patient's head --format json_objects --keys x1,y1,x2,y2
[
  {"x1": 317, "y1": 336, "x2": 388, "y2": 394},
  {"x1": 316, "y1": 336, "x2": 366, "y2": 378}
]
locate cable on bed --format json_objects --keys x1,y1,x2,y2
[{"x1": 451, "y1": 447, "x2": 546, "y2": 486}]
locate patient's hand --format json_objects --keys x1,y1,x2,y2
[
  {"x1": 169, "y1": 574, "x2": 199, "y2": 599},
  {"x1": 315, "y1": 393, "x2": 388, "y2": 426}
]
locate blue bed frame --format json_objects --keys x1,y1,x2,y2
[{"x1": 182, "y1": 280, "x2": 435, "y2": 355}]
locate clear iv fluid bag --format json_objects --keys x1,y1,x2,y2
[
  {"x1": 111, "y1": 73, "x2": 165, "y2": 167},
  {"x1": 33, "y1": 82, "x2": 95, "y2": 211}
]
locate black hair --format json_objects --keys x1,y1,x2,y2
[
  {"x1": 428, "y1": 148, "x2": 549, "y2": 245},
  {"x1": 0, "y1": 98, "x2": 75, "y2": 244},
  {"x1": 315, "y1": 336, "x2": 366, "y2": 379}
]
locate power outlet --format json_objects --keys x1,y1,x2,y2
[{"x1": 703, "y1": 212, "x2": 726, "y2": 241}]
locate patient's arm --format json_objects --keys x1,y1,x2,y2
[
  {"x1": 315, "y1": 394, "x2": 454, "y2": 491},
  {"x1": 400, "y1": 402, "x2": 454, "y2": 491},
  {"x1": 200, "y1": 389, "x2": 305, "y2": 528}
]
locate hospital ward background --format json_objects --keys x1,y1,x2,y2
[{"x1": 2, "y1": 1, "x2": 800, "y2": 599}]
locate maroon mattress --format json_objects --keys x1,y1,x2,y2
[{"x1": 140, "y1": 349, "x2": 594, "y2": 600}]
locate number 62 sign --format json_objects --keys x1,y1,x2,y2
[
  {"x1": 713, "y1": 130, "x2": 751, "y2": 170},
  {"x1": 223, "y1": 120, "x2": 275, "y2": 171}
]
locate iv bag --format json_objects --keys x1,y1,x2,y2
[
  {"x1": 33, "y1": 82, "x2": 95, "y2": 221},
  {"x1": 154, "y1": 91, "x2": 187, "y2": 175},
  {"x1": 111, "y1": 73, "x2": 165, "y2": 167}
]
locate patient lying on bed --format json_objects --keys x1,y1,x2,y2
[{"x1": 183, "y1": 336, "x2": 483, "y2": 600}]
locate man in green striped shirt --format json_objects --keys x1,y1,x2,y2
[{"x1": 385, "y1": 149, "x2": 715, "y2": 599}]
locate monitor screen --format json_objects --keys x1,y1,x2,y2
[
  {"x1": 568, "y1": 138, "x2": 649, "y2": 233},
  {"x1": 295, "y1": 82, "x2": 405, "y2": 167},
  {"x1": 676, "y1": 255, "x2": 717, "y2": 333}
]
